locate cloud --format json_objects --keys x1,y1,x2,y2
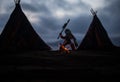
[
  {"x1": 81, "y1": 0, "x2": 110, "y2": 9},
  {"x1": 0, "y1": 0, "x2": 120, "y2": 49},
  {"x1": 98, "y1": 0, "x2": 120, "y2": 36},
  {"x1": 0, "y1": 13, "x2": 11, "y2": 33}
]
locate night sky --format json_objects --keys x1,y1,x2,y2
[{"x1": 0, "y1": 0, "x2": 120, "y2": 50}]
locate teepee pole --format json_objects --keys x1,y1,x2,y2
[
  {"x1": 14, "y1": 0, "x2": 20, "y2": 4},
  {"x1": 90, "y1": 8, "x2": 97, "y2": 16}
]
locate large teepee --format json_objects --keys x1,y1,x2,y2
[
  {"x1": 0, "y1": 0, "x2": 51, "y2": 52},
  {"x1": 77, "y1": 9, "x2": 115, "y2": 50}
]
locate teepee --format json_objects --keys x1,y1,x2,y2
[
  {"x1": 0, "y1": 0, "x2": 51, "y2": 52},
  {"x1": 77, "y1": 9, "x2": 115, "y2": 50}
]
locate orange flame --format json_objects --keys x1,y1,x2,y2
[{"x1": 59, "y1": 44, "x2": 70, "y2": 54}]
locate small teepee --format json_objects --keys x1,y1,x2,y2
[
  {"x1": 0, "y1": 0, "x2": 51, "y2": 52},
  {"x1": 77, "y1": 9, "x2": 115, "y2": 50}
]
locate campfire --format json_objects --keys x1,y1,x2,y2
[{"x1": 59, "y1": 44, "x2": 70, "y2": 54}]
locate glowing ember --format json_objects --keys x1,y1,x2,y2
[{"x1": 59, "y1": 44, "x2": 70, "y2": 54}]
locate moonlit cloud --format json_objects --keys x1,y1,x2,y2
[
  {"x1": 24, "y1": 11, "x2": 40, "y2": 24},
  {"x1": 0, "y1": 0, "x2": 120, "y2": 49},
  {"x1": 81, "y1": 0, "x2": 108, "y2": 9}
]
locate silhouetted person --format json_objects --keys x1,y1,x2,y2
[{"x1": 60, "y1": 29, "x2": 78, "y2": 50}]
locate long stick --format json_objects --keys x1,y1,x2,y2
[{"x1": 57, "y1": 19, "x2": 70, "y2": 39}]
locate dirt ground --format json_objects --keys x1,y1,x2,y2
[{"x1": 0, "y1": 50, "x2": 120, "y2": 81}]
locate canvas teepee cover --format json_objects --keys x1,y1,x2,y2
[
  {"x1": 77, "y1": 12, "x2": 114, "y2": 50},
  {"x1": 0, "y1": 1, "x2": 51, "y2": 52}
]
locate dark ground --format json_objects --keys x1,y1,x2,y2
[{"x1": 0, "y1": 50, "x2": 120, "y2": 81}]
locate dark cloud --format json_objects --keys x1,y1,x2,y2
[
  {"x1": 50, "y1": 0, "x2": 89, "y2": 11},
  {"x1": 0, "y1": 0, "x2": 120, "y2": 49},
  {"x1": 99, "y1": 0, "x2": 120, "y2": 35},
  {"x1": 0, "y1": 14, "x2": 10, "y2": 33},
  {"x1": 90, "y1": 1, "x2": 120, "y2": 47},
  {"x1": 22, "y1": 3, "x2": 50, "y2": 13},
  {"x1": 22, "y1": 3, "x2": 38, "y2": 12},
  {"x1": 69, "y1": 15, "x2": 92, "y2": 34},
  {"x1": 22, "y1": 0, "x2": 120, "y2": 48}
]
